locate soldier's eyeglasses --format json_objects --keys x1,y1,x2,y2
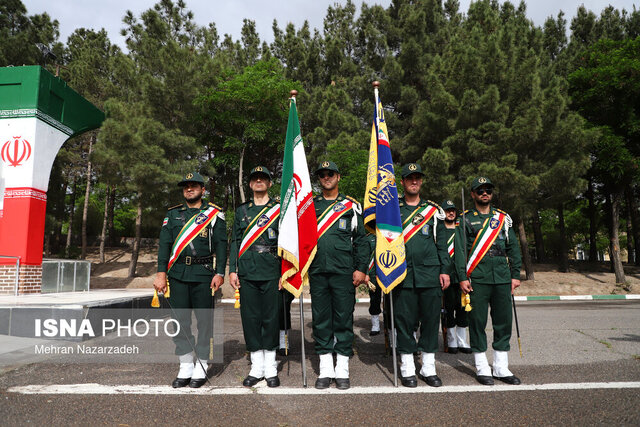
[
  {"x1": 475, "y1": 188, "x2": 493, "y2": 195},
  {"x1": 318, "y1": 171, "x2": 335, "y2": 178}
]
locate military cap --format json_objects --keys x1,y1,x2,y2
[
  {"x1": 401, "y1": 163, "x2": 424, "y2": 178},
  {"x1": 315, "y1": 160, "x2": 340, "y2": 175},
  {"x1": 470, "y1": 176, "x2": 494, "y2": 190},
  {"x1": 249, "y1": 165, "x2": 272, "y2": 180},
  {"x1": 441, "y1": 199, "x2": 456, "y2": 210},
  {"x1": 178, "y1": 172, "x2": 205, "y2": 186}
]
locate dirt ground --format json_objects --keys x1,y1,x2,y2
[{"x1": 85, "y1": 247, "x2": 640, "y2": 298}]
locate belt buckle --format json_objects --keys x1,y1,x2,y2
[{"x1": 185, "y1": 256, "x2": 192, "y2": 265}]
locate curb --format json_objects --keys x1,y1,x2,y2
[{"x1": 220, "y1": 295, "x2": 640, "y2": 304}]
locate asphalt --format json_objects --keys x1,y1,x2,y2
[{"x1": 0, "y1": 299, "x2": 639, "y2": 425}]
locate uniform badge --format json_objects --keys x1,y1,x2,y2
[
  {"x1": 489, "y1": 218, "x2": 500, "y2": 229},
  {"x1": 162, "y1": 217, "x2": 168, "y2": 227},
  {"x1": 268, "y1": 228, "x2": 276, "y2": 239},
  {"x1": 195, "y1": 213, "x2": 208, "y2": 224},
  {"x1": 200, "y1": 229, "x2": 208, "y2": 238},
  {"x1": 338, "y1": 218, "x2": 347, "y2": 230},
  {"x1": 412, "y1": 213, "x2": 424, "y2": 226},
  {"x1": 408, "y1": 163, "x2": 417, "y2": 171},
  {"x1": 322, "y1": 161, "x2": 330, "y2": 168},
  {"x1": 333, "y1": 203, "x2": 346, "y2": 212},
  {"x1": 478, "y1": 177, "x2": 487, "y2": 184},
  {"x1": 257, "y1": 214, "x2": 270, "y2": 227},
  {"x1": 421, "y1": 224, "x2": 430, "y2": 236}
]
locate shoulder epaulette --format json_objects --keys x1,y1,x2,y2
[
  {"x1": 463, "y1": 209, "x2": 471, "y2": 214},
  {"x1": 168, "y1": 204, "x2": 182, "y2": 211},
  {"x1": 427, "y1": 200, "x2": 441, "y2": 210},
  {"x1": 208, "y1": 202, "x2": 223, "y2": 210},
  {"x1": 314, "y1": 194, "x2": 322, "y2": 201},
  {"x1": 495, "y1": 208, "x2": 508, "y2": 215},
  {"x1": 345, "y1": 195, "x2": 359, "y2": 205}
]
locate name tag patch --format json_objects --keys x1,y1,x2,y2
[
  {"x1": 268, "y1": 228, "x2": 276, "y2": 239},
  {"x1": 339, "y1": 218, "x2": 347, "y2": 230}
]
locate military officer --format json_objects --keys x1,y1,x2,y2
[
  {"x1": 395, "y1": 163, "x2": 450, "y2": 388},
  {"x1": 310, "y1": 161, "x2": 369, "y2": 390},
  {"x1": 154, "y1": 172, "x2": 227, "y2": 388},
  {"x1": 229, "y1": 166, "x2": 281, "y2": 388},
  {"x1": 441, "y1": 199, "x2": 471, "y2": 354},
  {"x1": 454, "y1": 176, "x2": 522, "y2": 385}
]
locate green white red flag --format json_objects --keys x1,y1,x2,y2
[{"x1": 278, "y1": 97, "x2": 317, "y2": 298}]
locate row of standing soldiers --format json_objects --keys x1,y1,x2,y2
[{"x1": 154, "y1": 162, "x2": 522, "y2": 389}]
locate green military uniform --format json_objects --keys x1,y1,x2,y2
[
  {"x1": 310, "y1": 193, "x2": 369, "y2": 357},
  {"x1": 229, "y1": 196, "x2": 281, "y2": 352},
  {"x1": 394, "y1": 197, "x2": 450, "y2": 355},
  {"x1": 453, "y1": 203, "x2": 521, "y2": 354},
  {"x1": 157, "y1": 199, "x2": 227, "y2": 360}
]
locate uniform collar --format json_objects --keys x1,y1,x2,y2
[
  {"x1": 316, "y1": 193, "x2": 344, "y2": 202},
  {"x1": 180, "y1": 199, "x2": 208, "y2": 211}
]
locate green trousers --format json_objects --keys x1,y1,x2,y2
[
  {"x1": 443, "y1": 283, "x2": 469, "y2": 328},
  {"x1": 309, "y1": 272, "x2": 355, "y2": 357},
  {"x1": 167, "y1": 278, "x2": 213, "y2": 360},
  {"x1": 468, "y1": 282, "x2": 512, "y2": 352},
  {"x1": 279, "y1": 289, "x2": 294, "y2": 330},
  {"x1": 239, "y1": 278, "x2": 279, "y2": 352},
  {"x1": 393, "y1": 286, "x2": 442, "y2": 354}
]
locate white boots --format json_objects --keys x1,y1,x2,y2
[
  {"x1": 419, "y1": 352, "x2": 436, "y2": 377},
  {"x1": 173, "y1": 352, "x2": 207, "y2": 388},
  {"x1": 370, "y1": 315, "x2": 381, "y2": 336},
  {"x1": 446, "y1": 326, "x2": 471, "y2": 353},
  {"x1": 318, "y1": 353, "x2": 335, "y2": 378},
  {"x1": 243, "y1": 350, "x2": 280, "y2": 387},
  {"x1": 400, "y1": 353, "x2": 416, "y2": 378},
  {"x1": 474, "y1": 351, "x2": 521, "y2": 385},
  {"x1": 315, "y1": 353, "x2": 350, "y2": 390}
]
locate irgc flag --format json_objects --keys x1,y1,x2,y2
[
  {"x1": 363, "y1": 86, "x2": 407, "y2": 294},
  {"x1": 278, "y1": 97, "x2": 318, "y2": 298}
]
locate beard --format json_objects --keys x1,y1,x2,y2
[
  {"x1": 444, "y1": 218, "x2": 455, "y2": 224},
  {"x1": 475, "y1": 198, "x2": 490, "y2": 206},
  {"x1": 185, "y1": 193, "x2": 203, "y2": 203}
]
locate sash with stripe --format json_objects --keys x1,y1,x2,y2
[
  {"x1": 447, "y1": 233, "x2": 455, "y2": 258},
  {"x1": 317, "y1": 199, "x2": 354, "y2": 239},
  {"x1": 238, "y1": 204, "x2": 280, "y2": 258},
  {"x1": 466, "y1": 211, "x2": 506, "y2": 276},
  {"x1": 402, "y1": 203, "x2": 438, "y2": 243},
  {"x1": 167, "y1": 205, "x2": 221, "y2": 271}
]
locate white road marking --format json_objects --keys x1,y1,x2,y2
[{"x1": 7, "y1": 381, "x2": 640, "y2": 395}]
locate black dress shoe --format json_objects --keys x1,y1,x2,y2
[
  {"x1": 172, "y1": 377, "x2": 190, "y2": 388},
  {"x1": 419, "y1": 374, "x2": 442, "y2": 387},
  {"x1": 315, "y1": 377, "x2": 332, "y2": 389},
  {"x1": 335, "y1": 378, "x2": 350, "y2": 390},
  {"x1": 265, "y1": 376, "x2": 280, "y2": 387},
  {"x1": 447, "y1": 347, "x2": 459, "y2": 354},
  {"x1": 189, "y1": 378, "x2": 207, "y2": 388},
  {"x1": 459, "y1": 347, "x2": 472, "y2": 354},
  {"x1": 400, "y1": 375, "x2": 417, "y2": 388},
  {"x1": 476, "y1": 375, "x2": 494, "y2": 385},
  {"x1": 370, "y1": 330, "x2": 380, "y2": 336},
  {"x1": 242, "y1": 375, "x2": 262, "y2": 387},
  {"x1": 494, "y1": 375, "x2": 521, "y2": 385}
]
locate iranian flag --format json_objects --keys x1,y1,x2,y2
[{"x1": 278, "y1": 96, "x2": 317, "y2": 298}]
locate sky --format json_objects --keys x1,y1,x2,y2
[{"x1": 21, "y1": 0, "x2": 639, "y2": 49}]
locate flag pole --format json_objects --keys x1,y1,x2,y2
[
  {"x1": 289, "y1": 89, "x2": 308, "y2": 388},
  {"x1": 373, "y1": 80, "x2": 398, "y2": 387}
]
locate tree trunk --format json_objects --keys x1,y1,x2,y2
[
  {"x1": 517, "y1": 217, "x2": 534, "y2": 280},
  {"x1": 128, "y1": 193, "x2": 142, "y2": 278},
  {"x1": 81, "y1": 134, "x2": 94, "y2": 259},
  {"x1": 99, "y1": 185, "x2": 110, "y2": 263},
  {"x1": 531, "y1": 209, "x2": 545, "y2": 262},
  {"x1": 587, "y1": 178, "x2": 598, "y2": 262},
  {"x1": 626, "y1": 202, "x2": 633, "y2": 264},
  {"x1": 558, "y1": 203, "x2": 569, "y2": 273},
  {"x1": 625, "y1": 185, "x2": 640, "y2": 265},
  {"x1": 238, "y1": 145, "x2": 246, "y2": 203},
  {"x1": 65, "y1": 179, "x2": 77, "y2": 257},
  {"x1": 108, "y1": 185, "x2": 116, "y2": 246},
  {"x1": 609, "y1": 190, "x2": 626, "y2": 283}
]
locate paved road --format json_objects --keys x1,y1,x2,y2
[{"x1": 1, "y1": 300, "x2": 639, "y2": 425}]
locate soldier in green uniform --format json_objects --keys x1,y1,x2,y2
[
  {"x1": 310, "y1": 161, "x2": 369, "y2": 390},
  {"x1": 154, "y1": 172, "x2": 227, "y2": 388},
  {"x1": 229, "y1": 166, "x2": 281, "y2": 388},
  {"x1": 441, "y1": 199, "x2": 471, "y2": 354},
  {"x1": 454, "y1": 176, "x2": 522, "y2": 385},
  {"x1": 395, "y1": 163, "x2": 450, "y2": 388}
]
